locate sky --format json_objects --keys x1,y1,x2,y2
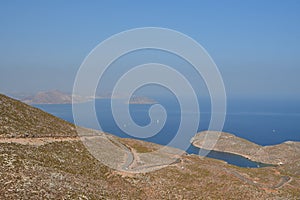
[{"x1": 0, "y1": 0, "x2": 299, "y2": 100}]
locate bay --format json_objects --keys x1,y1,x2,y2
[{"x1": 34, "y1": 98, "x2": 300, "y2": 168}]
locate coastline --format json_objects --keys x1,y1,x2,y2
[{"x1": 191, "y1": 131, "x2": 300, "y2": 165}]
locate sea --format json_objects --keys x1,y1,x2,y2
[{"x1": 34, "y1": 98, "x2": 300, "y2": 168}]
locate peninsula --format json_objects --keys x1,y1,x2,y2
[{"x1": 191, "y1": 131, "x2": 300, "y2": 166}]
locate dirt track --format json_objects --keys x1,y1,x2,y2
[
  {"x1": 0, "y1": 136, "x2": 80, "y2": 146},
  {"x1": 0, "y1": 136, "x2": 291, "y2": 189}
]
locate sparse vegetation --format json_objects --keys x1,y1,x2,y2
[
  {"x1": 0, "y1": 94, "x2": 77, "y2": 138},
  {"x1": 119, "y1": 138, "x2": 156, "y2": 153},
  {"x1": 0, "y1": 94, "x2": 299, "y2": 199}
]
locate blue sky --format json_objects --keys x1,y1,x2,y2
[{"x1": 0, "y1": 0, "x2": 299, "y2": 99}]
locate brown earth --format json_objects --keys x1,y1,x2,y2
[{"x1": 1, "y1": 94, "x2": 299, "y2": 199}]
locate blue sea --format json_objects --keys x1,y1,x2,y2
[{"x1": 34, "y1": 98, "x2": 300, "y2": 168}]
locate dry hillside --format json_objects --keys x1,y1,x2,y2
[{"x1": 0, "y1": 94, "x2": 299, "y2": 199}]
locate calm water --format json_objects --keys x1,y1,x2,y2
[{"x1": 34, "y1": 98, "x2": 300, "y2": 168}]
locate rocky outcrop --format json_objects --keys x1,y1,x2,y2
[{"x1": 191, "y1": 131, "x2": 300, "y2": 165}]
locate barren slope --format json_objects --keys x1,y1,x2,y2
[
  {"x1": 0, "y1": 94, "x2": 77, "y2": 138},
  {"x1": 0, "y1": 94, "x2": 299, "y2": 199}
]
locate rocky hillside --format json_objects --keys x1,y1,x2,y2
[
  {"x1": 191, "y1": 131, "x2": 300, "y2": 165},
  {"x1": 0, "y1": 94, "x2": 299, "y2": 199},
  {"x1": 0, "y1": 94, "x2": 77, "y2": 138}
]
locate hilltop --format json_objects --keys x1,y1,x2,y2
[{"x1": 0, "y1": 94, "x2": 299, "y2": 199}]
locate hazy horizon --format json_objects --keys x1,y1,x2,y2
[{"x1": 1, "y1": 1, "x2": 300, "y2": 101}]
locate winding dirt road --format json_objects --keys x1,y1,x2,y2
[{"x1": 0, "y1": 136, "x2": 292, "y2": 187}]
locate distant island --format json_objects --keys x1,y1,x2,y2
[
  {"x1": 191, "y1": 131, "x2": 300, "y2": 165},
  {"x1": 21, "y1": 90, "x2": 91, "y2": 104},
  {"x1": 128, "y1": 96, "x2": 157, "y2": 105},
  {"x1": 21, "y1": 90, "x2": 157, "y2": 105}
]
